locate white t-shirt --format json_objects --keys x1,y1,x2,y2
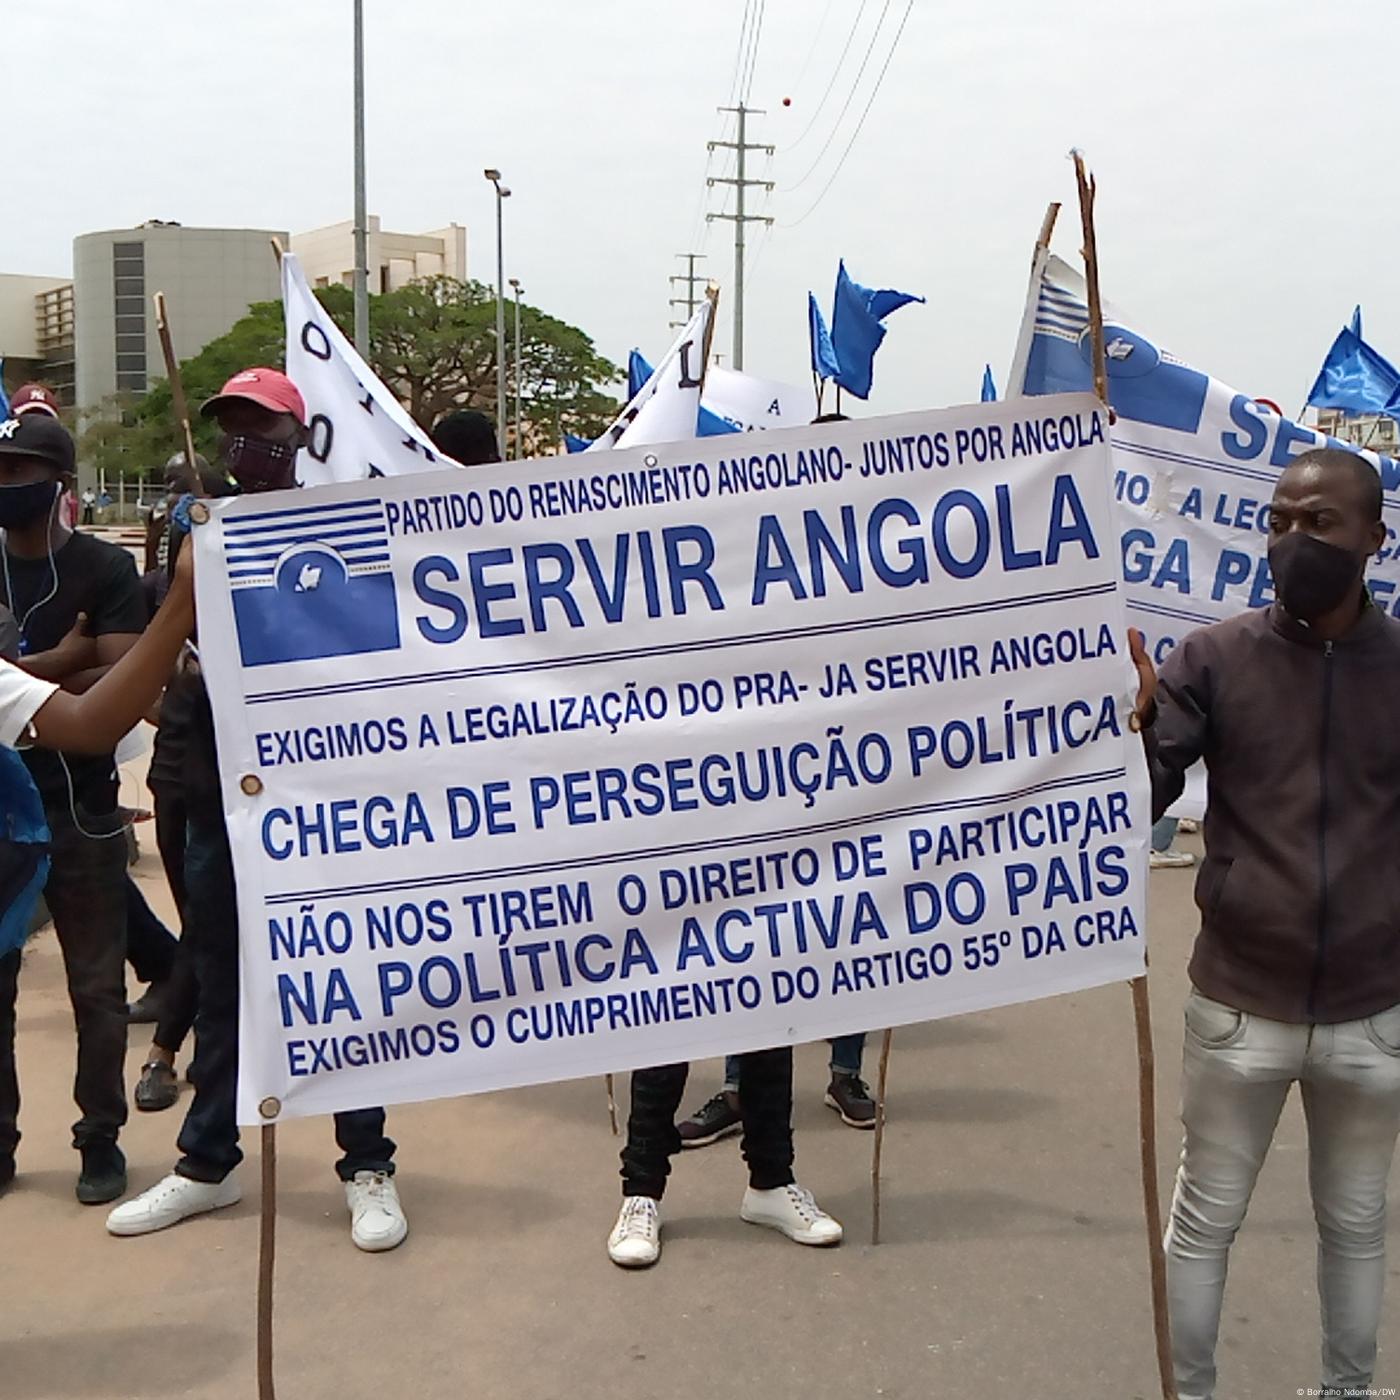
[{"x1": 0, "y1": 661, "x2": 58, "y2": 748}]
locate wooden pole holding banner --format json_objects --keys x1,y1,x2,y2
[
  {"x1": 1071, "y1": 152, "x2": 1108, "y2": 406},
  {"x1": 1131, "y1": 970, "x2": 1175, "y2": 1398},
  {"x1": 257, "y1": 1122, "x2": 278, "y2": 1400},
  {"x1": 152, "y1": 292, "x2": 201, "y2": 491},
  {"x1": 1036, "y1": 201, "x2": 1061, "y2": 260},
  {"x1": 1072, "y1": 149, "x2": 1177, "y2": 1400},
  {"x1": 605, "y1": 1074, "x2": 619, "y2": 1136},
  {"x1": 869, "y1": 1028, "x2": 894, "y2": 1245},
  {"x1": 698, "y1": 284, "x2": 721, "y2": 396}
]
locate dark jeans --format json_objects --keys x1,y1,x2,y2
[
  {"x1": 723, "y1": 1032, "x2": 867, "y2": 1090},
  {"x1": 125, "y1": 876, "x2": 178, "y2": 984},
  {"x1": 153, "y1": 939, "x2": 198, "y2": 1058},
  {"x1": 174, "y1": 811, "x2": 395, "y2": 1184},
  {"x1": 622, "y1": 1047, "x2": 794, "y2": 1200},
  {"x1": 148, "y1": 780, "x2": 197, "y2": 1057},
  {"x1": 150, "y1": 780, "x2": 188, "y2": 924},
  {"x1": 0, "y1": 805, "x2": 130, "y2": 1157}
]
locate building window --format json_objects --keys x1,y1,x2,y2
[{"x1": 112, "y1": 241, "x2": 147, "y2": 395}]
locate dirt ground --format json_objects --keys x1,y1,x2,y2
[{"x1": 6, "y1": 817, "x2": 1399, "y2": 1400}]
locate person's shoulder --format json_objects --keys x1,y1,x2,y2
[
  {"x1": 1368, "y1": 606, "x2": 1400, "y2": 650},
  {"x1": 68, "y1": 531, "x2": 136, "y2": 569},
  {"x1": 1175, "y1": 608, "x2": 1266, "y2": 654}
]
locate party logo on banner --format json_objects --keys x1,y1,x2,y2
[{"x1": 226, "y1": 498, "x2": 400, "y2": 667}]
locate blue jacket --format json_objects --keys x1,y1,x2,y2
[{"x1": 0, "y1": 747, "x2": 49, "y2": 957}]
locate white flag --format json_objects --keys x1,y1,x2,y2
[
  {"x1": 587, "y1": 299, "x2": 713, "y2": 451},
  {"x1": 282, "y1": 252, "x2": 451, "y2": 486}
]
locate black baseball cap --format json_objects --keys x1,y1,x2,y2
[{"x1": 0, "y1": 413, "x2": 76, "y2": 474}]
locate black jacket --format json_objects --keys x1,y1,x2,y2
[{"x1": 1148, "y1": 601, "x2": 1400, "y2": 1023}]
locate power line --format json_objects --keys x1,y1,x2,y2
[
  {"x1": 740, "y1": 0, "x2": 767, "y2": 101},
  {"x1": 783, "y1": 0, "x2": 893, "y2": 192},
  {"x1": 785, "y1": 0, "x2": 870, "y2": 150},
  {"x1": 726, "y1": 0, "x2": 756, "y2": 108},
  {"x1": 790, "y1": 0, "x2": 836, "y2": 95},
  {"x1": 782, "y1": 0, "x2": 915, "y2": 229}
]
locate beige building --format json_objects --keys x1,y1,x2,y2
[
  {"x1": 0, "y1": 273, "x2": 75, "y2": 407},
  {"x1": 74, "y1": 222, "x2": 286, "y2": 410},
  {"x1": 292, "y1": 218, "x2": 467, "y2": 292},
  {"x1": 7, "y1": 217, "x2": 467, "y2": 421},
  {"x1": 1314, "y1": 407, "x2": 1400, "y2": 456}
]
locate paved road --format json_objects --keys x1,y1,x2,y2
[{"x1": 6, "y1": 824, "x2": 1398, "y2": 1400}]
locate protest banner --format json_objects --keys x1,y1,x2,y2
[
  {"x1": 1009, "y1": 252, "x2": 1400, "y2": 665},
  {"x1": 281, "y1": 251, "x2": 452, "y2": 486},
  {"x1": 190, "y1": 395, "x2": 1149, "y2": 1126}
]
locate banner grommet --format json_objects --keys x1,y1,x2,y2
[
  {"x1": 259, "y1": 1097, "x2": 281, "y2": 1120},
  {"x1": 189, "y1": 500, "x2": 211, "y2": 526},
  {"x1": 240, "y1": 774, "x2": 265, "y2": 796}
]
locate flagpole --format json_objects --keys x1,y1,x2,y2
[
  {"x1": 352, "y1": 0, "x2": 369, "y2": 357},
  {"x1": 1073, "y1": 148, "x2": 1176, "y2": 1400}
]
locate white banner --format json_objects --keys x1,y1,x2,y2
[
  {"x1": 193, "y1": 395, "x2": 1149, "y2": 1124},
  {"x1": 588, "y1": 299, "x2": 714, "y2": 451},
  {"x1": 282, "y1": 252, "x2": 455, "y2": 487},
  {"x1": 1010, "y1": 252, "x2": 1400, "y2": 667}
]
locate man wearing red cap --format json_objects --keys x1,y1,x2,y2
[
  {"x1": 10, "y1": 386, "x2": 78, "y2": 527},
  {"x1": 10, "y1": 383, "x2": 60, "y2": 420},
  {"x1": 107, "y1": 369, "x2": 409, "y2": 1253}
]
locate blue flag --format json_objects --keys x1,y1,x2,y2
[
  {"x1": 697, "y1": 403, "x2": 740, "y2": 437},
  {"x1": 1018, "y1": 255, "x2": 1209, "y2": 434},
  {"x1": 1306, "y1": 324, "x2": 1400, "y2": 418},
  {"x1": 1351, "y1": 305, "x2": 1364, "y2": 338},
  {"x1": 627, "y1": 349, "x2": 652, "y2": 402},
  {"x1": 828, "y1": 261, "x2": 923, "y2": 400},
  {"x1": 808, "y1": 293, "x2": 840, "y2": 382},
  {"x1": 0, "y1": 361, "x2": 8, "y2": 420},
  {"x1": 564, "y1": 432, "x2": 593, "y2": 453},
  {"x1": 981, "y1": 364, "x2": 997, "y2": 403}
]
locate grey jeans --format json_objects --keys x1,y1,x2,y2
[{"x1": 1166, "y1": 988, "x2": 1400, "y2": 1399}]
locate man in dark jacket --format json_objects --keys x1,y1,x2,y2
[{"x1": 1132, "y1": 447, "x2": 1400, "y2": 1400}]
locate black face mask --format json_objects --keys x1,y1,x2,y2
[
  {"x1": 0, "y1": 479, "x2": 59, "y2": 530},
  {"x1": 222, "y1": 434, "x2": 298, "y2": 491},
  {"x1": 1268, "y1": 531, "x2": 1365, "y2": 624}
]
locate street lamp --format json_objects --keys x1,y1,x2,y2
[
  {"x1": 484, "y1": 169, "x2": 510, "y2": 444},
  {"x1": 508, "y1": 277, "x2": 524, "y2": 460},
  {"x1": 352, "y1": 0, "x2": 369, "y2": 355}
]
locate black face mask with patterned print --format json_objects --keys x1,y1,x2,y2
[{"x1": 221, "y1": 434, "x2": 298, "y2": 492}]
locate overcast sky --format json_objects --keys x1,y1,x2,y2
[{"x1": 6, "y1": 1, "x2": 1394, "y2": 419}]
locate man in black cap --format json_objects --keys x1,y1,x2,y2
[{"x1": 0, "y1": 411, "x2": 147, "y2": 1203}]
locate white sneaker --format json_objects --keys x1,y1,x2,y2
[
  {"x1": 1177, "y1": 817, "x2": 1200, "y2": 835},
  {"x1": 740, "y1": 1182, "x2": 843, "y2": 1246},
  {"x1": 607, "y1": 1195, "x2": 661, "y2": 1268},
  {"x1": 345, "y1": 1171, "x2": 408, "y2": 1253},
  {"x1": 106, "y1": 1172, "x2": 241, "y2": 1236},
  {"x1": 1150, "y1": 848, "x2": 1196, "y2": 869}
]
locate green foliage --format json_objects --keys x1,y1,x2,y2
[{"x1": 78, "y1": 279, "x2": 620, "y2": 474}]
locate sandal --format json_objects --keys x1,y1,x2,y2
[{"x1": 134, "y1": 1059, "x2": 179, "y2": 1112}]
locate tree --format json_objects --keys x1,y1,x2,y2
[{"x1": 78, "y1": 279, "x2": 620, "y2": 473}]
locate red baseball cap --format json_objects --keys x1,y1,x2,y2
[
  {"x1": 200, "y1": 368, "x2": 306, "y2": 428},
  {"x1": 10, "y1": 383, "x2": 60, "y2": 418}
]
